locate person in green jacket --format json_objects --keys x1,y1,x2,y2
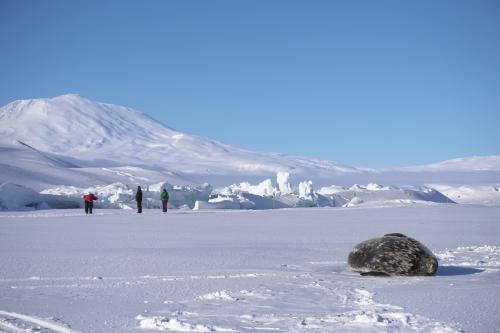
[{"x1": 161, "y1": 188, "x2": 169, "y2": 212}]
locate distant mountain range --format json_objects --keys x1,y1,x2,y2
[{"x1": 1, "y1": 94, "x2": 499, "y2": 189}]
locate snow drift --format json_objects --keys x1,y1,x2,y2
[{"x1": 0, "y1": 182, "x2": 79, "y2": 211}]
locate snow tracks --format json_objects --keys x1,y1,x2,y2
[
  {"x1": 135, "y1": 261, "x2": 466, "y2": 332},
  {"x1": 0, "y1": 311, "x2": 79, "y2": 333}
]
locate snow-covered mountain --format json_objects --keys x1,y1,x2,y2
[
  {"x1": 0, "y1": 140, "x2": 194, "y2": 191},
  {"x1": 1, "y1": 94, "x2": 499, "y2": 190},
  {"x1": 400, "y1": 156, "x2": 500, "y2": 172},
  {"x1": 0, "y1": 94, "x2": 357, "y2": 177}
]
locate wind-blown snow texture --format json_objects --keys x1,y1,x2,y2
[{"x1": 0, "y1": 205, "x2": 499, "y2": 332}]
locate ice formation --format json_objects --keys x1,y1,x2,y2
[
  {"x1": 1, "y1": 173, "x2": 458, "y2": 211},
  {"x1": 298, "y1": 181, "x2": 315, "y2": 201},
  {"x1": 277, "y1": 172, "x2": 292, "y2": 194}
]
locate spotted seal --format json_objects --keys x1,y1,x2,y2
[{"x1": 348, "y1": 233, "x2": 438, "y2": 276}]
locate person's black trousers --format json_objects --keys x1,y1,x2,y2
[
  {"x1": 84, "y1": 201, "x2": 93, "y2": 214},
  {"x1": 137, "y1": 201, "x2": 142, "y2": 213}
]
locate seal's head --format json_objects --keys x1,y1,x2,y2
[{"x1": 420, "y1": 257, "x2": 438, "y2": 275}]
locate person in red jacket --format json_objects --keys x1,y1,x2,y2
[{"x1": 83, "y1": 192, "x2": 98, "y2": 214}]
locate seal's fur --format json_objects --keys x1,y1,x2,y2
[{"x1": 348, "y1": 233, "x2": 438, "y2": 276}]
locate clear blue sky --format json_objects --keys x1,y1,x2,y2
[{"x1": 1, "y1": 0, "x2": 499, "y2": 167}]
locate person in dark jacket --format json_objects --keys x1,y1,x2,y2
[
  {"x1": 83, "y1": 192, "x2": 98, "y2": 214},
  {"x1": 135, "y1": 186, "x2": 143, "y2": 213},
  {"x1": 161, "y1": 188, "x2": 169, "y2": 213}
]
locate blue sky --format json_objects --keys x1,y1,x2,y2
[{"x1": 1, "y1": 0, "x2": 499, "y2": 167}]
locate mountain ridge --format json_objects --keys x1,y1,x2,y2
[
  {"x1": 0, "y1": 94, "x2": 359, "y2": 176},
  {"x1": 1, "y1": 94, "x2": 499, "y2": 188}
]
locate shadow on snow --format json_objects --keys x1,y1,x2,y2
[{"x1": 437, "y1": 265, "x2": 483, "y2": 276}]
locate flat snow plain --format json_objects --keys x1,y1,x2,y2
[{"x1": 0, "y1": 205, "x2": 499, "y2": 333}]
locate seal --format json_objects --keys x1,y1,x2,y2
[{"x1": 348, "y1": 233, "x2": 438, "y2": 276}]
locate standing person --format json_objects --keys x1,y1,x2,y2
[
  {"x1": 83, "y1": 192, "x2": 98, "y2": 214},
  {"x1": 135, "y1": 186, "x2": 143, "y2": 213},
  {"x1": 161, "y1": 188, "x2": 169, "y2": 213}
]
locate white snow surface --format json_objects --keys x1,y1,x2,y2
[
  {"x1": 0, "y1": 141, "x2": 195, "y2": 191},
  {"x1": 427, "y1": 184, "x2": 500, "y2": 206},
  {"x1": 401, "y1": 155, "x2": 500, "y2": 172},
  {"x1": 0, "y1": 205, "x2": 499, "y2": 332}
]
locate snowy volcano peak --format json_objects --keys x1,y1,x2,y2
[
  {"x1": 0, "y1": 93, "x2": 177, "y2": 150},
  {"x1": 2, "y1": 94, "x2": 498, "y2": 187},
  {"x1": 0, "y1": 94, "x2": 356, "y2": 177}
]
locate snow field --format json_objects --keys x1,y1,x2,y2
[
  {"x1": 428, "y1": 184, "x2": 500, "y2": 206},
  {"x1": 0, "y1": 206, "x2": 499, "y2": 332},
  {"x1": 0, "y1": 310, "x2": 79, "y2": 333}
]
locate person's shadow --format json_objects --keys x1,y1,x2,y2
[{"x1": 437, "y1": 265, "x2": 483, "y2": 276}]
